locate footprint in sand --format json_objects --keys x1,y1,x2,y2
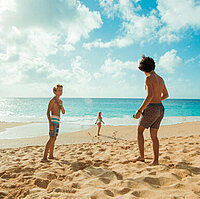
[
  {"x1": 94, "y1": 135, "x2": 102, "y2": 142},
  {"x1": 104, "y1": 189, "x2": 114, "y2": 197},
  {"x1": 88, "y1": 132, "x2": 98, "y2": 142},
  {"x1": 34, "y1": 178, "x2": 50, "y2": 189},
  {"x1": 117, "y1": 187, "x2": 131, "y2": 195},
  {"x1": 112, "y1": 131, "x2": 118, "y2": 140},
  {"x1": 87, "y1": 132, "x2": 92, "y2": 137}
]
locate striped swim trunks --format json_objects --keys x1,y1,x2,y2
[
  {"x1": 139, "y1": 103, "x2": 164, "y2": 129},
  {"x1": 49, "y1": 115, "x2": 60, "y2": 137}
]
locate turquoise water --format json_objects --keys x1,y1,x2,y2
[
  {"x1": 0, "y1": 98, "x2": 200, "y2": 139},
  {"x1": 0, "y1": 98, "x2": 200, "y2": 121}
]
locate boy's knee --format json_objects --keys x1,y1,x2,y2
[
  {"x1": 137, "y1": 125, "x2": 145, "y2": 134},
  {"x1": 49, "y1": 137, "x2": 55, "y2": 142},
  {"x1": 150, "y1": 133, "x2": 157, "y2": 140}
]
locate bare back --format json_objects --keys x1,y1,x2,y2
[{"x1": 145, "y1": 73, "x2": 165, "y2": 103}]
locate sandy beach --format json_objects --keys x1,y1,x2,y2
[{"x1": 0, "y1": 122, "x2": 200, "y2": 198}]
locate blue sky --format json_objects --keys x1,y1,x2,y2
[{"x1": 0, "y1": 0, "x2": 200, "y2": 98}]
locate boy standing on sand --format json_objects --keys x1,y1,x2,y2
[
  {"x1": 42, "y1": 84, "x2": 65, "y2": 162},
  {"x1": 134, "y1": 55, "x2": 169, "y2": 165}
]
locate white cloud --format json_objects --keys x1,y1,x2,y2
[
  {"x1": 0, "y1": 0, "x2": 102, "y2": 96},
  {"x1": 96, "y1": 58, "x2": 138, "y2": 79},
  {"x1": 185, "y1": 54, "x2": 200, "y2": 65},
  {"x1": 99, "y1": 0, "x2": 141, "y2": 20},
  {"x1": 0, "y1": 54, "x2": 91, "y2": 84},
  {"x1": 84, "y1": 16, "x2": 160, "y2": 49},
  {"x1": 185, "y1": 57, "x2": 195, "y2": 64},
  {"x1": 94, "y1": 72, "x2": 103, "y2": 79},
  {"x1": 0, "y1": 0, "x2": 102, "y2": 42},
  {"x1": 157, "y1": 0, "x2": 200, "y2": 42},
  {"x1": 84, "y1": 0, "x2": 160, "y2": 48},
  {"x1": 0, "y1": 54, "x2": 93, "y2": 97},
  {"x1": 61, "y1": 44, "x2": 75, "y2": 55},
  {"x1": 84, "y1": 0, "x2": 200, "y2": 49},
  {"x1": 71, "y1": 56, "x2": 91, "y2": 84},
  {"x1": 158, "y1": 49, "x2": 182, "y2": 73},
  {"x1": 157, "y1": 0, "x2": 200, "y2": 31},
  {"x1": 0, "y1": 0, "x2": 102, "y2": 60}
]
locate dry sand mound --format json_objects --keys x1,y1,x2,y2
[{"x1": 1, "y1": 135, "x2": 200, "y2": 199}]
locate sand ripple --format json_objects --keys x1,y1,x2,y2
[{"x1": 1, "y1": 135, "x2": 200, "y2": 198}]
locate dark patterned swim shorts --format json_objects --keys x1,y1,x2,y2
[
  {"x1": 139, "y1": 103, "x2": 164, "y2": 129},
  {"x1": 49, "y1": 123, "x2": 59, "y2": 137}
]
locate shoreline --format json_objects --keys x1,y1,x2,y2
[
  {"x1": 0, "y1": 122, "x2": 31, "y2": 132},
  {"x1": 0, "y1": 121, "x2": 200, "y2": 149}
]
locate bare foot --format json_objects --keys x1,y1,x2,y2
[
  {"x1": 134, "y1": 156, "x2": 145, "y2": 162},
  {"x1": 149, "y1": 161, "x2": 159, "y2": 166},
  {"x1": 41, "y1": 158, "x2": 50, "y2": 163},
  {"x1": 48, "y1": 157, "x2": 58, "y2": 160}
]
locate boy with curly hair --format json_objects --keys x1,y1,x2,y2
[{"x1": 134, "y1": 55, "x2": 169, "y2": 165}]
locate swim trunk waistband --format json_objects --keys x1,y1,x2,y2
[
  {"x1": 51, "y1": 115, "x2": 60, "y2": 124},
  {"x1": 148, "y1": 103, "x2": 163, "y2": 107}
]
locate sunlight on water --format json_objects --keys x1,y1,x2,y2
[{"x1": 0, "y1": 98, "x2": 200, "y2": 121}]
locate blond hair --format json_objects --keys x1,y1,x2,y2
[
  {"x1": 53, "y1": 84, "x2": 63, "y2": 93},
  {"x1": 97, "y1": 112, "x2": 101, "y2": 118}
]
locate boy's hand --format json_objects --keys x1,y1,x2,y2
[
  {"x1": 59, "y1": 100, "x2": 65, "y2": 114},
  {"x1": 134, "y1": 110, "x2": 142, "y2": 119},
  {"x1": 59, "y1": 100, "x2": 63, "y2": 107}
]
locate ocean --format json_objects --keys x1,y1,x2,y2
[{"x1": 0, "y1": 98, "x2": 200, "y2": 139}]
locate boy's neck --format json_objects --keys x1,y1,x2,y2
[
  {"x1": 54, "y1": 95, "x2": 60, "y2": 99},
  {"x1": 147, "y1": 70, "x2": 155, "y2": 76}
]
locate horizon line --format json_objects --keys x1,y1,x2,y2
[{"x1": 1, "y1": 97, "x2": 200, "y2": 100}]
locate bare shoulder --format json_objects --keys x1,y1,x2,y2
[
  {"x1": 145, "y1": 76, "x2": 153, "y2": 84},
  {"x1": 48, "y1": 98, "x2": 55, "y2": 106},
  {"x1": 156, "y1": 73, "x2": 164, "y2": 80}
]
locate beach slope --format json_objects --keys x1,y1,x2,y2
[{"x1": 0, "y1": 122, "x2": 200, "y2": 198}]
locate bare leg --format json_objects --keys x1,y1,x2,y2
[
  {"x1": 136, "y1": 125, "x2": 145, "y2": 161},
  {"x1": 97, "y1": 124, "x2": 101, "y2": 136},
  {"x1": 150, "y1": 128, "x2": 159, "y2": 165},
  {"x1": 42, "y1": 137, "x2": 54, "y2": 161},
  {"x1": 49, "y1": 137, "x2": 56, "y2": 159}
]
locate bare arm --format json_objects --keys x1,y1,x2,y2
[
  {"x1": 134, "y1": 77, "x2": 153, "y2": 119},
  {"x1": 60, "y1": 100, "x2": 65, "y2": 114},
  {"x1": 161, "y1": 83, "x2": 169, "y2": 101},
  {"x1": 138, "y1": 77, "x2": 153, "y2": 112},
  {"x1": 47, "y1": 100, "x2": 53, "y2": 124}
]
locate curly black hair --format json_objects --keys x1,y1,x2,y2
[{"x1": 138, "y1": 55, "x2": 155, "y2": 72}]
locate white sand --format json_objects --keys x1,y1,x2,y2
[{"x1": 0, "y1": 121, "x2": 200, "y2": 198}]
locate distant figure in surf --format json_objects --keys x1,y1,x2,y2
[{"x1": 95, "y1": 112, "x2": 104, "y2": 136}]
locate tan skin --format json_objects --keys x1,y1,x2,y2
[
  {"x1": 42, "y1": 87, "x2": 65, "y2": 161},
  {"x1": 95, "y1": 112, "x2": 104, "y2": 136},
  {"x1": 134, "y1": 70, "x2": 169, "y2": 165}
]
